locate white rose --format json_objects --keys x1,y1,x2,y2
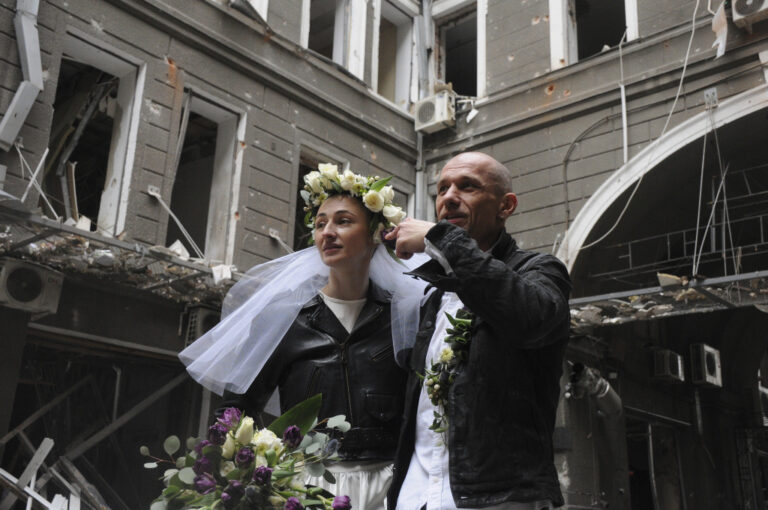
[
  {"x1": 318, "y1": 163, "x2": 339, "y2": 181},
  {"x1": 235, "y1": 416, "x2": 254, "y2": 445},
  {"x1": 305, "y1": 171, "x2": 324, "y2": 193},
  {"x1": 382, "y1": 204, "x2": 406, "y2": 225},
  {"x1": 380, "y1": 185, "x2": 395, "y2": 203},
  {"x1": 255, "y1": 454, "x2": 268, "y2": 467},
  {"x1": 219, "y1": 460, "x2": 236, "y2": 477},
  {"x1": 354, "y1": 175, "x2": 368, "y2": 195},
  {"x1": 340, "y1": 169, "x2": 356, "y2": 191},
  {"x1": 363, "y1": 190, "x2": 385, "y2": 213},
  {"x1": 252, "y1": 429, "x2": 283, "y2": 454},
  {"x1": 222, "y1": 433, "x2": 236, "y2": 459}
]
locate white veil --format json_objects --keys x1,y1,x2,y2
[{"x1": 179, "y1": 245, "x2": 429, "y2": 395}]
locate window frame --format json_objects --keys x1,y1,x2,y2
[
  {"x1": 171, "y1": 87, "x2": 246, "y2": 265},
  {"x1": 371, "y1": 0, "x2": 418, "y2": 109},
  {"x1": 430, "y1": 0, "x2": 487, "y2": 99},
  {"x1": 549, "y1": 0, "x2": 639, "y2": 70},
  {"x1": 60, "y1": 27, "x2": 146, "y2": 237}
]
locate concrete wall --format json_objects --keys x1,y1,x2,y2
[
  {"x1": 425, "y1": 7, "x2": 768, "y2": 254},
  {"x1": 0, "y1": 0, "x2": 417, "y2": 273}
]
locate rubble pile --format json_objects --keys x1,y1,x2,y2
[
  {"x1": 571, "y1": 275, "x2": 768, "y2": 332},
  {"x1": 0, "y1": 227, "x2": 234, "y2": 305}
]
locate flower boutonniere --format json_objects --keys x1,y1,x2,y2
[{"x1": 422, "y1": 308, "x2": 474, "y2": 433}]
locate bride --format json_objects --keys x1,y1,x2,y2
[{"x1": 180, "y1": 165, "x2": 426, "y2": 510}]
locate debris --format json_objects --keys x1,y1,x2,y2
[
  {"x1": 657, "y1": 272, "x2": 683, "y2": 287},
  {"x1": 168, "y1": 239, "x2": 190, "y2": 260}
]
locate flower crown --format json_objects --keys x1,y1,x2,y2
[{"x1": 301, "y1": 163, "x2": 406, "y2": 244}]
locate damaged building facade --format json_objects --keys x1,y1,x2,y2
[{"x1": 2, "y1": 0, "x2": 768, "y2": 508}]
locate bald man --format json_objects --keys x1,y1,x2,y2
[{"x1": 385, "y1": 152, "x2": 571, "y2": 510}]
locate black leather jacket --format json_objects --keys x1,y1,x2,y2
[
  {"x1": 388, "y1": 222, "x2": 571, "y2": 508},
  {"x1": 227, "y1": 282, "x2": 407, "y2": 461}
]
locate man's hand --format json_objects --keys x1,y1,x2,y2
[{"x1": 385, "y1": 218, "x2": 435, "y2": 259}]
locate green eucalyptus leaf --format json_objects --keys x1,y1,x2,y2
[
  {"x1": 186, "y1": 437, "x2": 198, "y2": 451},
  {"x1": 268, "y1": 394, "x2": 322, "y2": 437},
  {"x1": 323, "y1": 469, "x2": 336, "y2": 484},
  {"x1": 150, "y1": 501, "x2": 167, "y2": 510},
  {"x1": 298, "y1": 434, "x2": 313, "y2": 449},
  {"x1": 177, "y1": 467, "x2": 196, "y2": 485},
  {"x1": 144, "y1": 462, "x2": 158, "y2": 469},
  {"x1": 163, "y1": 435, "x2": 181, "y2": 456},
  {"x1": 326, "y1": 415, "x2": 347, "y2": 429},
  {"x1": 175, "y1": 457, "x2": 185, "y2": 469},
  {"x1": 334, "y1": 421, "x2": 351, "y2": 433},
  {"x1": 139, "y1": 445, "x2": 150, "y2": 456},
  {"x1": 185, "y1": 454, "x2": 195, "y2": 467},
  {"x1": 305, "y1": 462, "x2": 324, "y2": 477},
  {"x1": 305, "y1": 442, "x2": 321, "y2": 454}
]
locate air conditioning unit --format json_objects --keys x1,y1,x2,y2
[
  {"x1": 414, "y1": 91, "x2": 456, "y2": 133},
  {"x1": 733, "y1": 0, "x2": 768, "y2": 32},
  {"x1": 690, "y1": 343, "x2": 722, "y2": 387},
  {"x1": 0, "y1": 258, "x2": 63, "y2": 314},
  {"x1": 184, "y1": 305, "x2": 220, "y2": 347},
  {"x1": 652, "y1": 349, "x2": 685, "y2": 383}
]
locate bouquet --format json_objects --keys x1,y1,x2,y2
[{"x1": 141, "y1": 395, "x2": 352, "y2": 510}]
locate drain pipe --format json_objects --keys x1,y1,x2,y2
[
  {"x1": 413, "y1": 0, "x2": 433, "y2": 220},
  {"x1": 0, "y1": 0, "x2": 43, "y2": 152}
]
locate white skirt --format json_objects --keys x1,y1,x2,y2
[{"x1": 306, "y1": 460, "x2": 393, "y2": 510}]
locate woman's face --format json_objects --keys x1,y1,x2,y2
[{"x1": 314, "y1": 195, "x2": 374, "y2": 268}]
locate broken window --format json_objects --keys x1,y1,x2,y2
[
  {"x1": 574, "y1": 0, "x2": 627, "y2": 60},
  {"x1": 166, "y1": 92, "x2": 242, "y2": 264},
  {"x1": 438, "y1": 10, "x2": 477, "y2": 97},
  {"x1": 550, "y1": 0, "x2": 638, "y2": 68},
  {"x1": 375, "y1": 2, "x2": 413, "y2": 107},
  {"x1": 42, "y1": 32, "x2": 141, "y2": 235},
  {"x1": 307, "y1": 0, "x2": 342, "y2": 62}
]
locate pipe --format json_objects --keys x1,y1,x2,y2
[
  {"x1": 647, "y1": 423, "x2": 661, "y2": 510},
  {"x1": 0, "y1": 0, "x2": 43, "y2": 152}
]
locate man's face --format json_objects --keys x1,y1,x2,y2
[{"x1": 435, "y1": 155, "x2": 515, "y2": 250}]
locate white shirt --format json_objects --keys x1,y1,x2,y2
[
  {"x1": 396, "y1": 293, "x2": 553, "y2": 510},
  {"x1": 320, "y1": 292, "x2": 367, "y2": 333}
]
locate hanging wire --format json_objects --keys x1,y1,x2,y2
[
  {"x1": 691, "y1": 129, "x2": 709, "y2": 275},
  {"x1": 579, "y1": 0, "x2": 701, "y2": 251}
]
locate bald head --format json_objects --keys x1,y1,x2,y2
[
  {"x1": 436, "y1": 151, "x2": 518, "y2": 250},
  {"x1": 444, "y1": 152, "x2": 513, "y2": 197}
]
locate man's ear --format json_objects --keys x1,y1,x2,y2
[{"x1": 498, "y1": 192, "x2": 517, "y2": 220}]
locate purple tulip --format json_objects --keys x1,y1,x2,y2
[
  {"x1": 284, "y1": 496, "x2": 304, "y2": 510},
  {"x1": 193, "y1": 473, "x2": 216, "y2": 494},
  {"x1": 194, "y1": 439, "x2": 211, "y2": 455},
  {"x1": 253, "y1": 465, "x2": 273, "y2": 485},
  {"x1": 332, "y1": 495, "x2": 351, "y2": 510},
  {"x1": 235, "y1": 446, "x2": 255, "y2": 468},
  {"x1": 208, "y1": 423, "x2": 228, "y2": 445},
  {"x1": 218, "y1": 407, "x2": 242, "y2": 428},
  {"x1": 222, "y1": 480, "x2": 245, "y2": 507},
  {"x1": 193, "y1": 456, "x2": 213, "y2": 475},
  {"x1": 283, "y1": 425, "x2": 303, "y2": 449}
]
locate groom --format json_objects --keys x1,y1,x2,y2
[{"x1": 385, "y1": 152, "x2": 571, "y2": 510}]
